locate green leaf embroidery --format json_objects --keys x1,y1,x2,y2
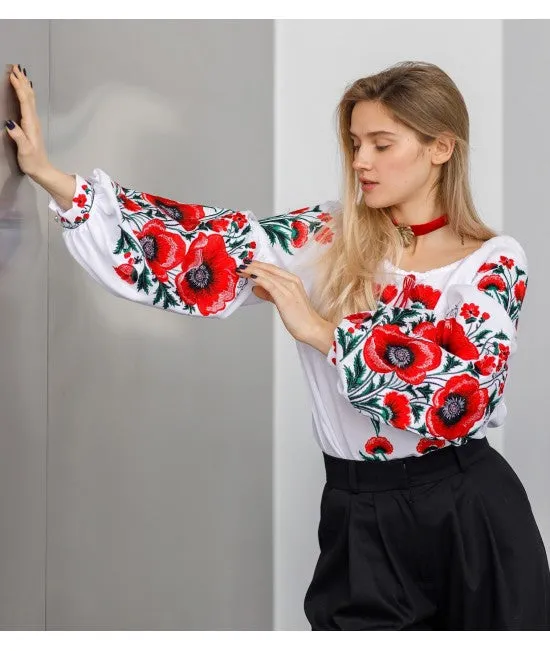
[
  {"x1": 153, "y1": 282, "x2": 179, "y2": 310},
  {"x1": 113, "y1": 227, "x2": 140, "y2": 255},
  {"x1": 442, "y1": 354, "x2": 462, "y2": 373},
  {"x1": 411, "y1": 402, "x2": 424, "y2": 423},
  {"x1": 136, "y1": 266, "x2": 152, "y2": 294}
]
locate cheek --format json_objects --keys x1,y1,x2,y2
[{"x1": 383, "y1": 151, "x2": 425, "y2": 187}]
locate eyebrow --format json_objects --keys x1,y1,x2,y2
[{"x1": 349, "y1": 130, "x2": 397, "y2": 137}]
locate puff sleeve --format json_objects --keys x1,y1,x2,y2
[{"x1": 49, "y1": 169, "x2": 338, "y2": 318}]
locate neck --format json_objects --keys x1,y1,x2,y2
[{"x1": 390, "y1": 204, "x2": 445, "y2": 226}]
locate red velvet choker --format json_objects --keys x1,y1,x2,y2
[{"x1": 391, "y1": 213, "x2": 449, "y2": 247}]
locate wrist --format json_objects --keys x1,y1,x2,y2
[
  {"x1": 307, "y1": 317, "x2": 338, "y2": 356},
  {"x1": 28, "y1": 163, "x2": 57, "y2": 185},
  {"x1": 31, "y1": 165, "x2": 76, "y2": 212}
]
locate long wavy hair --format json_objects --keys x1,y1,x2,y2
[{"x1": 308, "y1": 60, "x2": 497, "y2": 323}]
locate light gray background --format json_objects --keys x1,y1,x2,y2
[
  {"x1": 0, "y1": 19, "x2": 547, "y2": 631},
  {"x1": 1, "y1": 19, "x2": 274, "y2": 630}
]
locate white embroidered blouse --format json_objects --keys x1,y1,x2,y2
[{"x1": 48, "y1": 169, "x2": 528, "y2": 462}]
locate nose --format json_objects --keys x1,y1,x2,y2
[{"x1": 352, "y1": 151, "x2": 373, "y2": 171}]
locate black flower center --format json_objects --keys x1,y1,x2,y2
[
  {"x1": 159, "y1": 202, "x2": 183, "y2": 221},
  {"x1": 141, "y1": 235, "x2": 158, "y2": 261},
  {"x1": 438, "y1": 392, "x2": 467, "y2": 425},
  {"x1": 385, "y1": 345, "x2": 413, "y2": 368},
  {"x1": 185, "y1": 263, "x2": 213, "y2": 290}
]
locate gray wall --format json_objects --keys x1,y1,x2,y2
[
  {"x1": 0, "y1": 21, "x2": 49, "y2": 630},
  {"x1": 503, "y1": 20, "x2": 550, "y2": 549},
  {"x1": 1, "y1": 19, "x2": 274, "y2": 630}
]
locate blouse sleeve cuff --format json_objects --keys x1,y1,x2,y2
[
  {"x1": 48, "y1": 173, "x2": 95, "y2": 229},
  {"x1": 326, "y1": 325, "x2": 339, "y2": 367}
]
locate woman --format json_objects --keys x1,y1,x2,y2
[{"x1": 5, "y1": 60, "x2": 550, "y2": 630}]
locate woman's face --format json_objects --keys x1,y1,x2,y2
[{"x1": 349, "y1": 100, "x2": 440, "y2": 210}]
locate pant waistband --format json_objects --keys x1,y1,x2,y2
[{"x1": 323, "y1": 437, "x2": 490, "y2": 492}]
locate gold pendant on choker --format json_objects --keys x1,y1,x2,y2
[{"x1": 396, "y1": 225, "x2": 415, "y2": 248}]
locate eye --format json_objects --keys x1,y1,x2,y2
[{"x1": 376, "y1": 145, "x2": 390, "y2": 151}]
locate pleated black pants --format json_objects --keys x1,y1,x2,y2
[{"x1": 304, "y1": 437, "x2": 550, "y2": 630}]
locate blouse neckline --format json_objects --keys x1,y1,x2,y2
[{"x1": 383, "y1": 235, "x2": 502, "y2": 277}]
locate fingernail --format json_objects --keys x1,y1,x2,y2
[
  {"x1": 23, "y1": 67, "x2": 27, "y2": 76},
  {"x1": 18, "y1": 64, "x2": 21, "y2": 72},
  {"x1": 243, "y1": 259, "x2": 252, "y2": 265},
  {"x1": 237, "y1": 264, "x2": 247, "y2": 270},
  {"x1": 5, "y1": 120, "x2": 15, "y2": 130},
  {"x1": 250, "y1": 274, "x2": 257, "y2": 279},
  {"x1": 30, "y1": 81, "x2": 33, "y2": 88}
]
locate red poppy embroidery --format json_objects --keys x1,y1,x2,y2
[
  {"x1": 478, "y1": 274, "x2": 506, "y2": 293},
  {"x1": 204, "y1": 218, "x2": 229, "y2": 233},
  {"x1": 346, "y1": 311, "x2": 373, "y2": 327},
  {"x1": 313, "y1": 225, "x2": 334, "y2": 245},
  {"x1": 412, "y1": 319, "x2": 479, "y2": 361},
  {"x1": 383, "y1": 392, "x2": 412, "y2": 429},
  {"x1": 460, "y1": 303, "x2": 480, "y2": 319},
  {"x1": 496, "y1": 344, "x2": 510, "y2": 371},
  {"x1": 379, "y1": 284, "x2": 399, "y2": 304},
  {"x1": 474, "y1": 356, "x2": 496, "y2": 375},
  {"x1": 291, "y1": 220, "x2": 309, "y2": 248},
  {"x1": 435, "y1": 318, "x2": 479, "y2": 360},
  {"x1": 142, "y1": 193, "x2": 206, "y2": 231},
  {"x1": 411, "y1": 322, "x2": 438, "y2": 342},
  {"x1": 74, "y1": 193, "x2": 88, "y2": 208},
  {"x1": 174, "y1": 232, "x2": 238, "y2": 316},
  {"x1": 409, "y1": 284, "x2": 442, "y2": 309},
  {"x1": 426, "y1": 374, "x2": 489, "y2": 439},
  {"x1": 133, "y1": 219, "x2": 186, "y2": 283},
  {"x1": 364, "y1": 436, "x2": 394, "y2": 456},
  {"x1": 514, "y1": 280, "x2": 527, "y2": 302},
  {"x1": 416, "y1": 438, "x2": 446, "y2": 454},
  {"x1": 500, "y1": 255, "x2": 515, "y2": 268},
  {"x1": 288, "y1": 207, "x2": 310, "y2": 215},
  {"x1": 363, "y1": 324, "x2": 442, "y2": 384},
  {"x1": 119, "y1": 194, "x2": 141, "y2": 212},
  {"x1": 113, "y1": 263, "x2": 138, "y2": 285},
  {"x1": 232, "y1": 213, "x2": 248, "y2": 229},
  {"x1": 478, "y1": 262, "x2": 497, "y2": 272}
]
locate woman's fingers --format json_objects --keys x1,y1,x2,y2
[
  {"x1": 4, "y1": 119, "x2": 29, "y2": 148},
  {"x1": 242, "y1": 260, "x2": 302, "y2": 284},
  {"x1": 9, "y1": 64, "x2": 38, "y2": 135}
]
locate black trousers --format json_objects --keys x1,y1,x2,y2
[{"x1": 304, "y1": 437, "x2": 550, "y2": 630}]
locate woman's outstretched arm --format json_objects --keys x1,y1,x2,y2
[{"x1": 5, "y1": 64, "x2": 338, "y2": 320}]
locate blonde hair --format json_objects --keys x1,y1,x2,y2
[{"x1": 309, "y1": 60, "x2": 497, "y2": 323}]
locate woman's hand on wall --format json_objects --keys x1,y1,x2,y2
[{"x1": 4, "y1": 64, "x2": 52, "y2": 180}]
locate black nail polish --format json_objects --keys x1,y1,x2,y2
[
  {"x1": 250, "y1": 274, "x2": 257, "y2": 279},
  {"x1": 30, "y1": 81, "x2": 33, "y2": 88},
  {"x1": 23, "y1": 68, "x2": 27, "y2": 76},
  {"x1": 243, "y1": 259, "x2": 252, "y2": 265},
  {"x1": 18, "y1": 64, "x2": 22, "y2": 72},
  {"x1": 238, "y1": 264, "x2": 247, "y2": 270},
  {"x1": 5, "y1": 120, "x2": 15, "y2": 130}
]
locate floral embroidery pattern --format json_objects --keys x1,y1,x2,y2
[
  {"x1": 57, "y1": 180, "x2": 95, "y2": 228},
  {"x1": 62, "y1": 179, "x2": 334, "y2": 316},
  {"x1": 333, "y1": 253, "x2": 528, "y2": 450}
]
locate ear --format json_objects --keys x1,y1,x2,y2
[{"x1": 431, "y1": 132, "x2": 455, "y2": 165}]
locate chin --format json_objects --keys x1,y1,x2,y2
[{"x1": 362, "y1": 194, "x2": 392, "y2": 210}]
